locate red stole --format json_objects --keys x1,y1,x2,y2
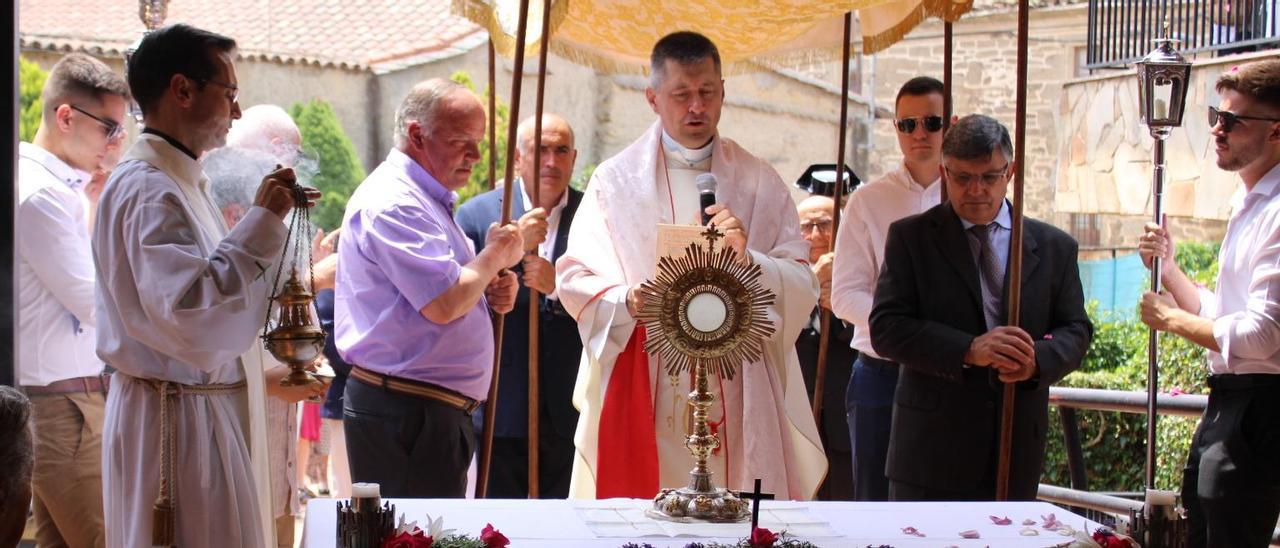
[{"x1": 595, "y1": 326, "x2": 660, "y2": 498}]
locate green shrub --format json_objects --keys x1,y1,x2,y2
[
  {"x1": 288, "y1": 99, "x2": 366, "y2": 231},
  {"x1": 1043, "y1": 241, "x2": 1219, "y2": 493},
  {"x1": 20, "y1": 56, "x2": 48, "y2": 142}
]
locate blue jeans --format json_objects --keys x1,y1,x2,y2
[{"x1": 845, "y1": 355, "x2": 899, "y2": 501}]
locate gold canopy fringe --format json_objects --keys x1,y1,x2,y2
[
  {"x1": 863, "y1": 0, "x2": 973, "y2": 54},
  {"x1": 452, "y1": 0, "x2": 571, "y2": 59}
]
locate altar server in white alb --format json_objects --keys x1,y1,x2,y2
[
  {"x1": 94, "y1": 24, "x2": 318, "y2": 547},
  {"x1": 556, "y1": 31, "x2": 825, "y2": 501}
]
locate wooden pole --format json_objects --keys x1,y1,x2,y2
[
  {"x1": 477, "y1": 0, "x2": 531, "y2": 499},
  {"x1": 941, "y1": 21, "x2": 953, "y2": 204},
  {"x1": 812, "y1": 12, "x2": 852, "y2": 423},
  {"x1": 526, "y1": 0, "x2": 552, "y2": 499},
  {"x1": 996, "y1": 0, "x2": 1030, "y2": 502},
  {"x1": 488, "y1": 39, "x2": 497, "y2": 190}
]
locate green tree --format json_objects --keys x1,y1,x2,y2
[
  {"x1": 451, "y1": 70, "x2": 509, "y2": 204},
  {"x1": 20, "y1": 56, "x2": 48, "y2": 142},
  {"x1": 288, "y1": 99, "x2": 366, "y2": 231}
]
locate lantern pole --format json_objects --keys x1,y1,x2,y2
[{"x1": 1135, "y1": 37, "x2": 1191, "y2": 492}]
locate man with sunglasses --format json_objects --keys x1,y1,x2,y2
[
  {"x1": 17, "y1": 51, "x2": 128, "y2": 548},
  {"x1": 94, "y1": 24, "x2": 319, "y2": 547},
  {"x1": 870, "y1": 114, "x2": 1091, "y2": 501},
  {"x1": 1138, "y1": 59, "x2": 1280, "y2": 547},
  {"x1": 830, "y1": 76, "x2": 947, "y2": 501}
]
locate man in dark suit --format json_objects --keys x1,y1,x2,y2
[
  {"x1": 870, "y1": 114, "x2": 1091, "y2": 501},
  {"x1": 455, "y1": 113, "x2": 584, "y2": 498}
]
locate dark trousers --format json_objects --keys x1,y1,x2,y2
[
  {"x1": 846, "y1": 355, "x2": 898, "y2": 501},
  {"x1": 343, "y1": 377, "x2": 475, "y2": 498},
  {"x1": 487, "y1": 412, "x2": 575, "y2": 499},
  {"x1": 1182, "y1": 374, "x2": 1280, "y2": 548}
]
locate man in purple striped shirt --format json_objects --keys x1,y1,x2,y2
[{"x1": 335, "y1": 78, "x2": 526, "y2": 497}]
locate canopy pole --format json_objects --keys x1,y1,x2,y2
[
  {"x1": 997, "y1": 0, "x2": 1030, "y2": 502},
  {"x1": 941, "y1": 21, "x2": 953, "y2": 204},
  {"x1": 478, "y1": 0, "x2": 531, "y2": 499},
  {"x1": 488, "y1": 39, "x2": 497, "y2": 190},
  {"x1": 526, "y1": 0, "x2": 552, "y2": 500},
  {"x1": 812, "y1": 11, "x2": 852, "y2": 424}
]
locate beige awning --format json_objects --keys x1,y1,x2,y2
[{"x1": 453, "y1": 0, "x2": 973, "y2": 73}]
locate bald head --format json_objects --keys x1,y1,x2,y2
[
  {"x1": 226, "y1": 104, "x2": 301, "y2": 166},
  {"x1": 514, "y1": 113, "x2": 578, "y2": 211},
  {"x1": 797, "y1": 195, "x2": 835, "y2": 263}
]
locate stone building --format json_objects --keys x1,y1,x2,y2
[{"x1": 17, "y1": 0, "x2": 876, "y2": 197}]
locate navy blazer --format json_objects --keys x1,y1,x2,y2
[
  {"x1": 870, "y1": 202, "x2": 1092, "y2": 499},
  {"x1": 454, "y1": 185, "x2": 585, "y2": 440}
]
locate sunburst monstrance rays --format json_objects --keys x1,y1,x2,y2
[{"x1": 635, "y1": 232, "x2": 776, "y2": 380}]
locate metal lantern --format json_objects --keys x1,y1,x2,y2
[
  {"x1": 123, "y1": 0, "x2": 171, "y2": 123},
  {"x1": 1136, "y1": 38, "x2": 1192, "y2": 138},
  {"x1": 1134, "y1": 38, "x2": 1190, "y2": 509}
]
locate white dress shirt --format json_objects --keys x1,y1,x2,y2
[
  {"x1": 831, "y1": 165, "x2": 942, "y2": 358},
  {"x1": 1197, "y1": 162, "x2": 1280, "y2": 375},
  {"x1": 16, "y1": 141, "x2": 103, "y2": 386}
]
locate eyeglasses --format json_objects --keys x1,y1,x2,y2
[
  {"x1": 67, "y1": 104, "x2": 126, "y2": 141},
  {"x1": 800, "y1": 219, "x2": 833, "y2": 234},
  {"x1": 895, "y1": 115, "x2": 944, "y2": 134},
  {"x1": 1209, "y1": 106, "x2": 1280, "y2": 133},
  {"x1": 945, "y1": 162, "x2": 1010, "y2": 187},
  {"x1": 187, "y1": 75, "x2": 240, "y2": 103}
]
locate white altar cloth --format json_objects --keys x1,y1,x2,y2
[{"x1": 303, "y1": 498, "x2": 1104, "y2": 547}]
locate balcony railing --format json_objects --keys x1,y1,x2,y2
[{"x1": 1087, "y1": 0, "x2": 1279, "y2": 69}]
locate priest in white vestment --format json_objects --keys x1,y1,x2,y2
[
  {"x1": 556, "y1": 31, "x2": 826, "y2": 501},
  {"x1": 94, "y1": 24, "x2": 317, "y2": 547}
]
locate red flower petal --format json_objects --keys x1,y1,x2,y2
[
  {"x1": 479, "y1": 524, "x2": 510, "y2": 548},
  {"x1": 902, "y1": 526, "x2": 926, "y2": 537},
  {"x1": 989, "y1": 515, "x2": 1012, "y2": 525},
  {"x1": 959, "y1": 530, "x2": 981, "y2": 539}
]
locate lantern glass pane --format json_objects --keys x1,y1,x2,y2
[{"x1": 1153, "y1": 77, "x2": 1175, "y2": 122}]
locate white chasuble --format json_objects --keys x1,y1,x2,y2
[{"x1": 556, "y1": 121, "x2": 826, "y2": 501}]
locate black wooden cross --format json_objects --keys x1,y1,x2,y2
[{"x1": 741, "y1": 478, "x2": 775, "y2": 533}]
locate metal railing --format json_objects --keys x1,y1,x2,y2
[
  {"x1": 1087, "y1": 0, "x2": 1280, "y2": 69},
  {"x1": 1040, "y1": 387, "x2": 1203, "y2": 527},
  {"x1": 1042, "y1": 387, "x2": 1280, "y2": 543}
]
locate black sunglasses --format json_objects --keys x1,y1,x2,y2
[
  {"x1": 895, "y1": 115, "x2": 944, "y2": 134},
  {"x1": 67, "y1": 104, "x2": 125, "y2": 141},
  {"x1": 1209, "y1": 106, "x2": 1280, "y2": 133}
]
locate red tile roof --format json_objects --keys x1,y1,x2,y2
[{"x1": 18, "y1": 0, "x2": 485, "y2": 72}]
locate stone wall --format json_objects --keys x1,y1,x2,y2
[
  {"x1": 859, "y1": 5, "x2": 1090, "y2": 229},
  {"x1": 1055, "y1": 50, "x2": 1280, "y2": 247}
]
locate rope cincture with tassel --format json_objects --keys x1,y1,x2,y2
[{"x1": 146, "y1": 378, "x2": 247, "y2": 546}]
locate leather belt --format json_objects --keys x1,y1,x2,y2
[
  {"x1": 22, "y1": 374, "x2": 110, "y2": 397},
  {"x1": 859, "y1": 355, "x2": 899, "y2": 372},
  {"x1": 350, "y1": 365, "x2": 481, "y2": 414}
]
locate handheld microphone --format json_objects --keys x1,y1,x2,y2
[{"x1": 695, "y1": 173, "x2": 717, "y2": 226}]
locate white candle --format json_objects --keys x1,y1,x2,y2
[
  {"x1": 1145, "y1": 488, "x2": 1176, "y2": 506},
  {"x1": 351, "y1": 482, "x2": 381, "y2": 499},
  {"x1": 1154, "y1": 98, "x2": 1168, "y2": 120}
]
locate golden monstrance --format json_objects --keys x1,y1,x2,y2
[{"x1": 635, "y1": 227, "x2": 776, "y2": 523}]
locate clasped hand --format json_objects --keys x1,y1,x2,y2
[{"x1": 966, "y1": 326, "x2": 1038, "y2": 383}]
